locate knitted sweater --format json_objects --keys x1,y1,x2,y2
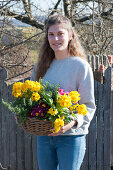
[{"x1": 30, "y1": 56, "x2": 96, "y2": 135}]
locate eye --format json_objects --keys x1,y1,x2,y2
[
  {"x1": 48, "y1": 33, "x2": 54, "y2": 36},
  {"x1": 58, "y1": 32, "x2": 64, "y2": 36}
]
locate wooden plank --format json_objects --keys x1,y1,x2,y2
[
  {"x1": 32, "y1": 135, "x2": 39, "y2": 170},
  {"x1": 1, "y1": 69, "x2": 10, "y2": 168},
  {"x1": 80, "y1": 76, "x2": 98, "y2": 170},
  {"x1": 8, "y1": 84, "x2": 17, "y2": 170},
  {"x1": 80, "y1": 135, "x2": 89, "y2": 170},
  {"x1": 91, "y1": 55, "x2": 95, "y2": 71},
  {"x1": 25, "y1": 132, "x2": 33, "y2": 170},
  {"x1": 17, "y1": 126, "x2": 25, "y2": 170},
  {"x1": 96, "y1": 55, "x2": 100, "y2": 71},
  {"x1": 103, "y1": 67, "x2": 112, "y2": 170},
  {"x1": 87, "y1": 79, "x2": 97, "y2": 170},
  {"x1": 103, "y1": 55, "x2": 107, "y2": 67},
  {"x1": 88, "y1": 109, "x2": 97, "y2": 170},
  {"x1": 0, "y1": 69, "x2": 2, "y2": 167},
  {"x1": 111, "y1": 91, "x2": 113, "y2": 167},
  {"x1": 100, "y1": 55, "x2": 103, "y2": 65},
  {"x1": 97, "y1": 81, "x2": 104, "y2": 170}
]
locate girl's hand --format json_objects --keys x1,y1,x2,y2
[{"x1": 48, "y1": 120, "x2": 77, "y2": 136}]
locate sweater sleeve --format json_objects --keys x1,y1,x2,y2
[{"x1": 74, "y1": 61, "x2": 96, "y2": 129}]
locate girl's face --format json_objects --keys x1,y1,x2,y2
[{"x1": 48, "y1": 24, "x2": 71, "y2": 53}]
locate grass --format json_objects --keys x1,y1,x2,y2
[{"x1": 29, "y1": 49, "x2": 39, "y2": 64}]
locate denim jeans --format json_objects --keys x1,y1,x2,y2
[{"x1": 37, "y1": 135, "x2": 86, "y2": 170}]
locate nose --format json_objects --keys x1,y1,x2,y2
[{"x1": 54, "y1": 35, "x2": 59, "y2": 40}]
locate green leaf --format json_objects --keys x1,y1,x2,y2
[
  {"x1": 72, "y1": 113, "x2": 76, "y2": 117},
  {"x1": 28, "y1": 98, "x2": 33, "y2": 107},
  {"x1": 2, "y1": 99, "x2": 15, "y2": 113}
]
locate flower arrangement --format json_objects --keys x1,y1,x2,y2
[{"x1": 2, "y1": 79, "x2": 88, "y2": 133}]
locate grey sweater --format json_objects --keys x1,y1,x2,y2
[{"x1": 30, "y1": 56, "x2": 96, "y2": 135}]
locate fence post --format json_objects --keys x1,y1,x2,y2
[
  {"x1": 96, "y1": 55, "x2": 99, "y2": 70},
  {"x1": 111, "y1": 67, "x2": 113, "y2": 168},
  {"x1": 96, "y1": 80, "x2": 104, "y2": 170},
  {"x1": 103, "y1": 67, "x2": 112, "y2": 170},
  {"x1": 111, "y1": 90, "x2": 113, "y2": 168},
  {"x1": 0, "y1": 68, "x2": 2, "y2": 168},
  {"x1": 0, "y1": 68, "x2": 11, "y2": 169}
]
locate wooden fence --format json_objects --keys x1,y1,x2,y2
[{"x1": 0, "y1": 55, "x2": 112, "y2": 170}]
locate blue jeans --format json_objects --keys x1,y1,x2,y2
[{"x1": 37, "y1": 135, "x2": 86, "y2": 170}]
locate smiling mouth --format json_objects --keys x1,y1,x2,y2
[{"x1": 53, "y1": 43, "x2": 62, "y2": 46}]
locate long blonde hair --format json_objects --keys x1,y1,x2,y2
[{"x1": 35, "y1": 14, "x2": 86, "y2": 81}]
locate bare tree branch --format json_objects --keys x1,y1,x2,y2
[
  {"x1": 1, "y1": 8, "x2": 44, "y2": 29},
  {"x1": 63, "y1": 0, "x2": 70, "y2": 17},
  {"x1": 6, "y1": 67, "x2": 33, "y2": 81},
  {"x1": 49, "y1": 0, "x2": 61, "y2": 16},
  {"x1": 76, "y1": 8, "x2": 112, "y2": 23},
  {"x1": 0, "y1": 0, "x2": 13, "y2": 9},
  {"x1": 22, "y1": 0, "x2": 33, "y2": 20},
  {"x1": 103, "y1": 37, "x2": 113, "y2": 52},
  {"x1": 0, "y1": 31, "x2": 44, "y2": 53},
  {"x1": 72, "y1": 0, "x2": 113, "y2": 3},
  {"x1": 7, "y1": 47, "x2": 31, "y2": 68},
  {"x1": 91, "y1": 1, "x2": 100, "y2": 49},
  {"x1": 28, "y1": 0, "x2": 31, "y2": 9}
]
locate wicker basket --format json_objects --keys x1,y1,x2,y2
[{"x1": 21, "y1": 118, "x2": 53, "y2": 136}]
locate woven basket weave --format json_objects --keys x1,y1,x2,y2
[{"x1": 21, "y1": 118, "x2": 53, "y2": 136}]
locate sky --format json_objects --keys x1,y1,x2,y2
[
  {"x1": 5, "y1": 0, "x2": 60, "y2": 16},
  {"x1": 37, "y1": 0, "x2": 54, "y2": 11},
  {"x1": 6, "y1": 0, "x2": 97, "y2": 17},
  {"x1": 33, "y1": 0, "x2": 63, "y2": 15},
  {"x1": 31, "y1": 0, "x2": 96, "y2": 17}
]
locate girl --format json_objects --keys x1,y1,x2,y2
[{"x1": 31, "y1": 14, "x2": 96, "y2": 170}]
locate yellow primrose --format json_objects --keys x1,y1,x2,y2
[
  {"x1": 42, "y1": 104, "x2": 46, "y2": 107},
  {"x1": 73, "y1": 104, "x2": 79, "y2": 109},
  {"x1": 22, "y1": 80, "x2": 42, "y2": 93},
  {"x1": 54, "y1": 118, "x2": 64, "y2": 127},
  {"x1": 76, "y1": 104, "x2": 88, "y2": 116},
  {"x1": 69, "y1": 91, "x2": 81, "y2": 103},
  {"x1": 22, "y1": 80, "x2": 33, "y2": 92},
  {"x1": 48, "y1": 108, "x2": 58, "y2": 116},
  {"x1": 12, "y1": 82, "x2": 23, "y2": 97},
  {"x1": 58, "y1": 94, "x2": 72, "y2": 108},
  {"x1": 36, "y1": 112, "x2": 39, "y2": 116},
  {"x1": 69, "y1": 106, "x2": 73, "y2": 111},
  {"x1": 34, "y1": 81, "x2": 42, "y2": 92},
  {"x1": 31, "y1": 92, "x2": 40, "y2": 101},
  {"x1": 13, "y1": 91, "x2": 22, "y2": 98},
  {"x1": 69, "y1": 104, "x2": 79, "y2": 111},
  {"x1": 54, "y1": 118, "x2": 64, "y2": 132}
]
